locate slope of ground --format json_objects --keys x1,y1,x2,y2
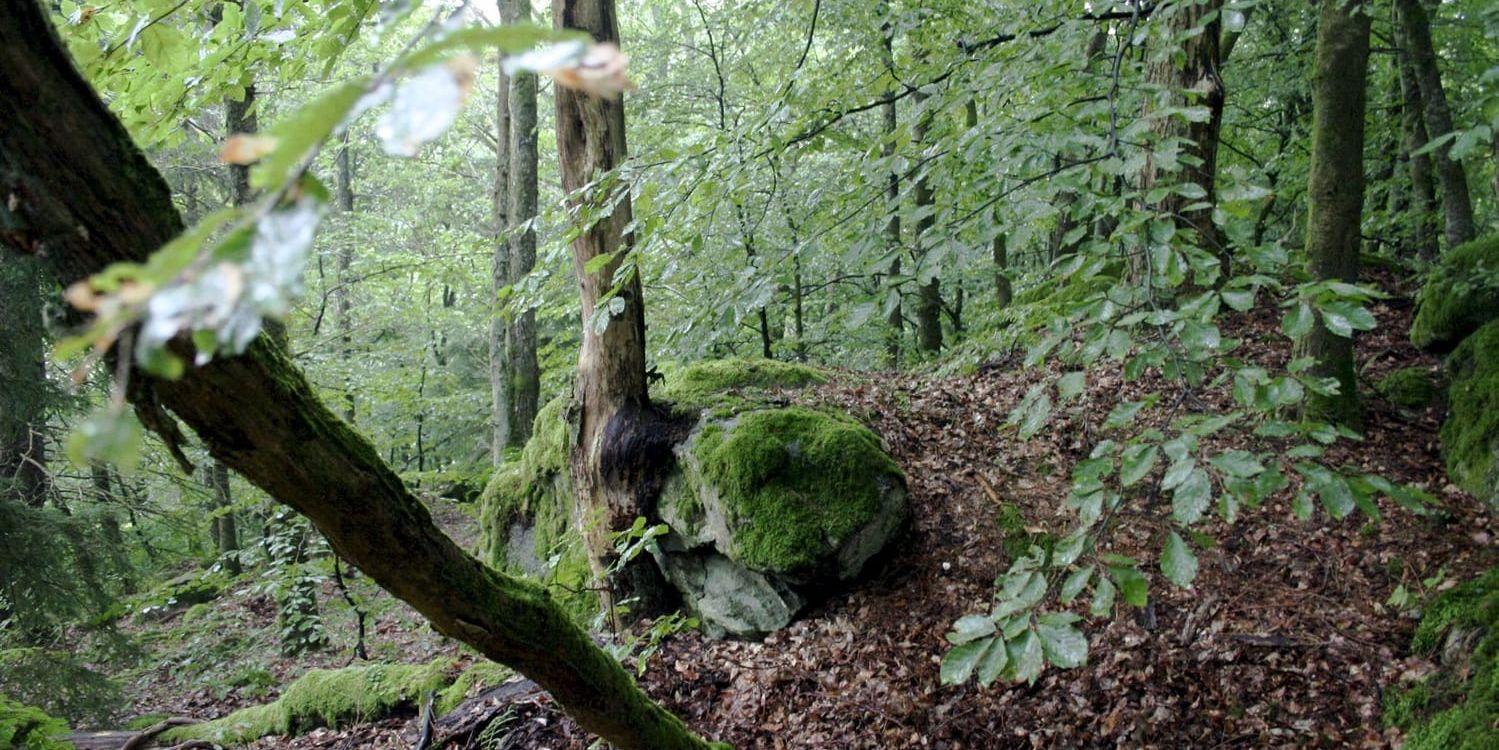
[{"x1": 117, "y1": 273, "x2": 1494, "y2": 749}]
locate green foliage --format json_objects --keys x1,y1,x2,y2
[
  {"x1": 658, "y1": 358, "x2": 829, "y2": 408},
  {"x1": 165, "y1": 659, "x2": 454, "y2": 745},
  {"x1": 0, "y1": 649, "x2": 121, "y2": 728},
  {"x1": 0, "y1": 502, "x2": 128, "y2": 638},
  {"x1": 1383, "y1": 569, "x2": 1499, "y2": 750},
  {"x1": 1411, "y1": 236, "x2": 1499, "y2": 351},
  {"x1": 1376, "y1": 367, "x2": 1442, "y2": 409},
  {"x1": 692, "y1": 407, "x2": 900, "y2": 573},
  {"x1": 0, "y1": 696, "x2": 72, "y2": 750},
  {"x1": 1441, "y1": 321, "x2": 1499, "y2": 506}
]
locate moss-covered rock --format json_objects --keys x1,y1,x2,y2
[
  {"x1": 165, "y1": 659, "x2": 455, "y2": 745},
  {"x1": 1411, "y1": 235, "x2": 1499, "y2": 352},
  {"x1": 475, "y1": 395, "x2": 594, "y2": 619},
  {"x1": 1441, "y1": 321, "x2": 1499, "y2": 508},
  {"x1": 656, "y1": 407, "x2": 908, "y2": 637},
  {"x1": 1382, "y1": 569, "x2": 1498, "y2": 750},
  {"x1": 1376, "y1": 367, "x2": 1442, "y2": 409},
  {"x1": 658, "y1": 358, "x2": 828, "y2": 408}
]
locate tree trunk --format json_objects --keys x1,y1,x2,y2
[
  {"x1": 554, "y1": 0, "x2": 677, "y2": 620},
  {"x1": 210, "y1": 461, "x2": 241, "y2": 575},
  {"x1": 335, "y1": 132, "x2": 357, "y2": 422},
  {"x1": 1141, "y1": 0, "x2": 1227, "y2": 273},
  {"x1": 507, "y1": 0, "x2": 541, "y2": 445},
  {"x1": 0, "y1": 253, "x2": 49, "y2": 508},
  {"x1": 0, "y1": 5, "x2": 720, "y2": 748},
  {"x1": 1397, "y1": 46, "x2": 1440, "y2": 260},
  {"x1": 491, "y1": 49, "x2": 514, "y2": 464},
  {"x1": 1298, "y1": 0, "x2": 1371, "y2": 425},
  {"x1": 911, "y1": 84, "x2": 942, "y2": 354},
  {"x1": 1395, "y1": 0, "x2": 1476, "y2": 250},
  {"x1": 879, "y1": 3, "x2": 902, "y2": 368}
]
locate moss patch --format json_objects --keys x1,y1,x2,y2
[
  {"x1": 1376, "y1": 367, "x2": 1442, "y2": 409},
  {"x1": 1382, "y1": 569, "x2": 1499, "y2": 750},
  {"x1": 475, "y1": 395, "x2": 594, "y2": 620},
  {"x1": 436, "y1": 661, "x2": 515, "y2": 714},
  {"x1": 659, "y1": 358, "x2": 828, "y2": 409},
  {"x1": 1411, "y1": 235, "x2": 1499, "y2": 351},
  {"x1": 693, "y1": 407, "x2": 901, "y2": 573},
  {"x1": 0, "y1": 697, "x2": 71, "y2": 750},
  {"x1": 165, "y1": 659, "x2": 454, "y2": 745},
  {"x1": 1440, "y1": 320, "x2": 1499, "y2": 507}
]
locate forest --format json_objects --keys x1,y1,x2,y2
[{"x1": 0, "y1": 0, "x2": 1497, "y2": 747}]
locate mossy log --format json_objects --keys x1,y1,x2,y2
[{"x1": 0, "y1": 5, "x2": 723, "y2": 748}]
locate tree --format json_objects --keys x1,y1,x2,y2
[
  {"x1": 1299, "y1": 0, "x2": 1371, "y2": 424},
  {"x1": 879, "y1": 3, "x2": 903, "y2": 366},
  {"x1": 1395, "y1": 0, "x2": 1477, "y2": 249},
  {"x1": 554, "y1": 0, "x2": 676, "y2": 616},
  {"x1": 491, "y1": 36, "x2": 515, "y2": 463},
  {"x1": 0, "y1": 4, "x2": 720, "y2": 747},
  {"x1": 508, "y1": 0, "x2": 542, "y2": 445},
  {"x1": 1397, "y1": 43, "x2": 1441, "y2": 260},
  {"x1": 0, "y1": 254, "x2": 49, "y2": 509},
  {"x1": 911, "y1": 76, "x2": 943, "y2": 353}
]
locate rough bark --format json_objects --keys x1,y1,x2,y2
[
  {"x1": 0, "y1": 253, "x2": 49, "y2": 508},
  {"x1": 209, "y1": 460, "x2": 241, "y2": 575},
  {"x1": 1141, "y1": 0, "x2": 1227, "y2": 271},
  {"x1": 0, "y1": 5, "x2": 720, "y2": 748},
  {"x1": 1397, "y1": 45, "x2": 1440, "y2": 260},
  {"x1": 1395, "y1": 0, "x2": 1476, "y2": 250},
  {"x1": 1298, "y1": 0, "x2": 1370, "y2": 425},
  {"x1": 491, "y1": 47, "x2": 514, "y2": 464},
  {"x1": 507, "y1": 0, "x2": 541, "y2": 446},
  {"x1": 554, "y1": 0, "x2": 677, "y2": 619},
  {"x1": 911, "y1": 84, "x2": 942, "y2": 354},
  {"x1": 335, "y1": 132, "x2": 357, "y2": 422}
]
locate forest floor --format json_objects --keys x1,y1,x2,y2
[{"x1": 114, "y1": 270, "x2": 1495, "y2": 749}]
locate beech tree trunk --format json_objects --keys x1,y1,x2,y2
[
  {"x1": 1397, "y1": 47, "x2": 1440, "y2": 260},
  {"x1": 1141, "y1": 0, "x2": 1227, "y2": 272},
  {"x1": 0, "y1": 5, "x2": 720, "y2": 748},
  {"x1": 507, "y1": 0, "x2": 541, "y2": 445},
  {"x1": 1298, "y1": 0, "x2": 1370, "y2": 425},
  {"x1": 554, "y1": 0, "x2": 677, "y2": 619},
  {"x1": 491, "y1": 46, "x2": 514, "y2": 463},
  {"x1": 879, "y1": 3, "x2": 903, "y2": 367},
  {"x1": 911, "y1": 84, "x2": 942, "y2": 354},
  {"x1": 335, "y1": 132, "x2": 357, "y2": 422},
  {"x1": 1395, "y1": 0, "x2": 1476, "y2": 250}
]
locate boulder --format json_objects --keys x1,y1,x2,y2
[
  {"x1": 477, "y1": 360, "x2": 909, "y2": 638},
  {"x1": 1375, "y1": 367, "x2": 1442, "y2": 409},
  {"x1": 1442, "y1": 321, "x2": 1499, "y2": 508},
  {"x1": 1411, "y1": 235, "x2": 1499, "y2": 352}
]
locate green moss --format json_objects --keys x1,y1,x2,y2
[
  {"x1": 659, "y1": 358, "x2": 828, "y2": 408},
  {"x1": 1441, "y1": 321, "x2": 1499, "y2": 507},
  {"x1": 165, "y1": 659, "x2": 455, "y2": 745},
  {"x1": 693, "y1": 407, "x2": 901, "y2": 573},
  {"x1": 1376, "y1": 367, "x2": 1442, "y2": 409},
  {"x1": 125, "y1": 713, "x2": 173, "y2": 730},
  {"x1": 1411, "y1": 235, "x2": 1499, "y2": 351},
  {"x1": 0, "y1": 696, "x2": 71, "y2": 750},
  {"x1": 476, "y1": 395, "x2": 594, "y2": 620},
  {"x1": 1383, "y1": 569, "x2": 1499, "y2": 750},
  {"x1": 436, "y1": 661, "x2": 514, "y2": 714}
]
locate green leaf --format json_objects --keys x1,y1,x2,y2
[
  {"x1": 976, "y1": 636, "x2": 1009, "y2": 687},
  {"x1": 1160, "y1": 531, "x2": 1198, "y2": 588},
  {"x1": 399, "y1": 24, "x2": 584, "y2": 69},
  {"x1": 1090, "y1": 575, "x2": 1117, "y2": 616},
  {"x1": 1060, "y1": 565, "x2": 1094, "y2": 603},
  {"x1": 1171, "y1": 467, "x2": 1212, "y2": 524},
  {"x1": 1209, "y1": 450, "x2": 1264, "y2": 478},
  {"x1": 1104, "y1": 399, "x2": 1150, "y2": 430},
  {"x1": 252, "y1": 78, "x2": 371, "y2": 190},
  {"x1": 1109, "y1": 566, "x2": 1149, "y2": 608},
  {"x1": 1057, "y1": 371, "x2": 1086, "y2": 402},
  {"x1": 940, "y1": 638, "x2": 990, "y2": 685},
  {"x1": 1120, "y1": 444, "x2": 1159, "y2": 487},
  {"x1": 948, "y1": 614, "x2": 997, "y2": 645},
  {"x1": 1036, "y1": 619, "x2": 1088, "y2": 669},
  {"x1": 1006, "y1": 630, "x2": 1044, "y2": 684},
  {"x1": 1220, "y1": 288, "x2": 1255, "y2": 311},
  {"x1": 1282, "y1": 302, "x2": 1314, "y2": 339}
]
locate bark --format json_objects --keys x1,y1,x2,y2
[
  {"x1": 992, "y1": 229, "x2": 1012, "y2": 309},
  {"x1": 507, "y1": 0, "x2": 541, "y2": 445},
  {"x1": 0, "y1": 5, "x2": 720, "y2": 748},
  {"x1": 335, "y1": 132, "x2": 356, "y2": 422},
  {"x1": 1395, "y1": 0, "x2": 1476, "y2": 249},
  {"x1": 554, "y1": 0, "x2": 677, "y2": 619},
  {"x1": 1298, "y1": 0, "x2": 1371, "y2": 425},
  {"x1": 0, "y1": 253, "x2": 49, "y2": 508},
  {"x1": 1397, "y1": 45, "x2": 1440, "y2": 260},
  {"x1": 911, "y1": 84, "x2": 942, "y2": 354},
  {"x1": 209, "y1": 461, "x2": 241, "y2": 575},
  {"x1": 879, "y1": 3, "x2": 902, "y2": 367},
  {"x1": 1141, "y1": 0, "x2": 1228, "y2": 272},
  {"x1": 490, "y1": 47, "x2": 514, "y2": 464}
]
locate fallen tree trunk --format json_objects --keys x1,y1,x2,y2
[{"x1": 0, "y1": 4, "x2": 721, "y2": 749}]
